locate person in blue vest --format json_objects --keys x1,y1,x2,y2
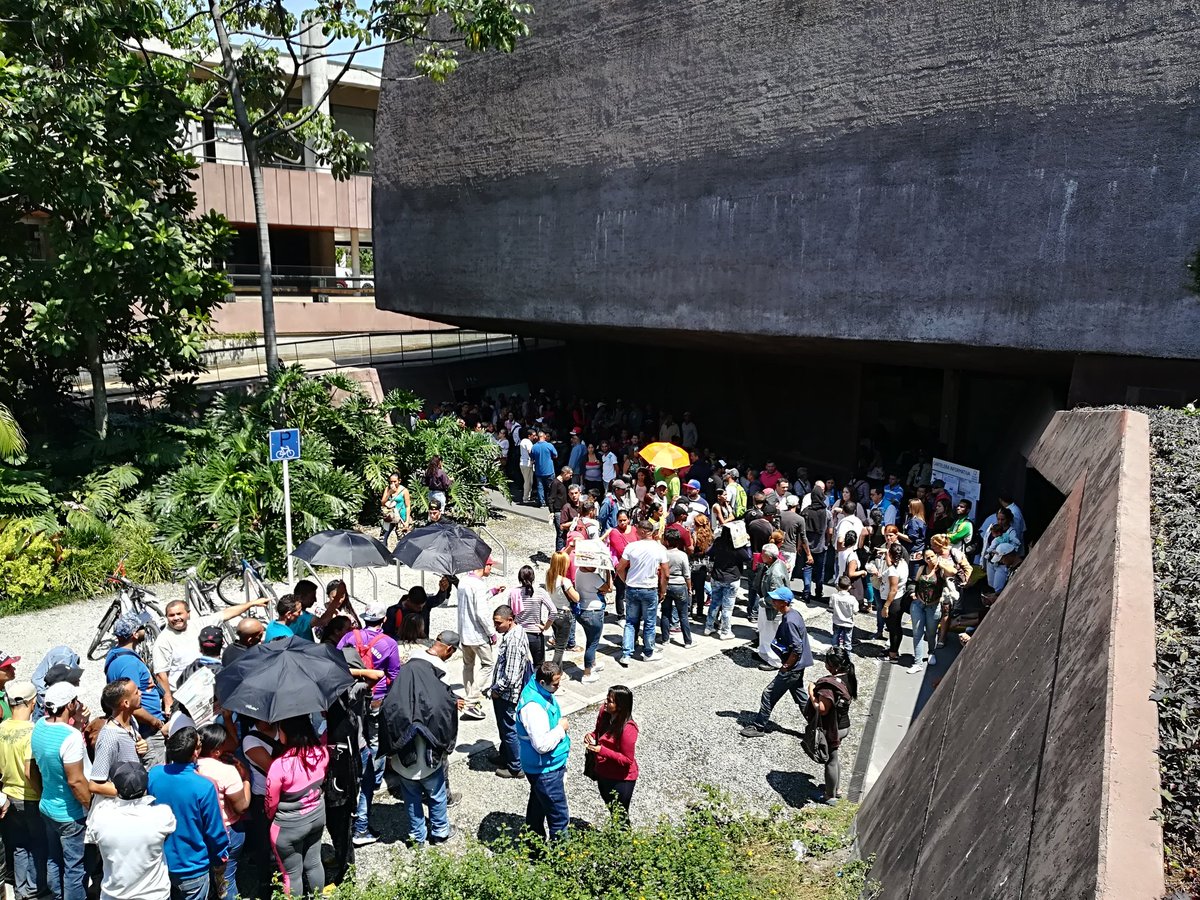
[
  {"x1": 514, "y1": 661, "x2": 571, "y2": 840},
  {"x1": 104, "y1": 612, "x2": 170, "y2": 766}
]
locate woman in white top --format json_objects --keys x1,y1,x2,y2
[
  {"x1": 881, "y1": 543, "x2": 910, "y2": 662},
  {"x1": 545, "y1": 552, "x2": 580, "y2": 668},
  {"x1": 659, "y1": 529, "x2": 695, "y2": 650}
]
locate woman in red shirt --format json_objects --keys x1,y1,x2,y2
[{"x1": 584, "y1": 685, "x2": 638, "y2": 818}]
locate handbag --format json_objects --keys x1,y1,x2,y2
[
  {"x1": 800, "y1": 701, "x2": 831, "y2": 765},
  {"x1": 583, "y1": 748, "x2": 598, "y2": 780}
]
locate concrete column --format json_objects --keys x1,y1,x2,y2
[
  {"x1": 300, "y1": 17, "x2": 330, "y2": 170},
  {"x1": 940, "y1": 368, "x2": 960, "y2": 457},
  {"x1": 350, "y1": 228, "x2": 361, "y2": 280}
]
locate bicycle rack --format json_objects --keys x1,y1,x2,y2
[{"x1": 289, "y1": 558, "x2": 375, "y2": 624}]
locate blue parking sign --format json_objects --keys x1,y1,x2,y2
[{"x1": 268, "y1": 428, "x2": 301, "y2": 462}]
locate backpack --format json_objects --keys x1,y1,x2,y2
[
  {"x1": 732, "y1": 483, "x2": 748, "y2": 518},
  {"x1": 801, "y1": 702, "x2": 830, "y2": 765},
  {"x1": 353, "y1": 631, "x2": 394, "y2": 689}
]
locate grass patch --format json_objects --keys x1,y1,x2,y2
[{"x1": 325, "y1": 789, "x2": 875, "y2": 900}]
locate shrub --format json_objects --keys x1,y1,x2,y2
[
  {"x1": 0, "y1": 521, "x2": 63, "y2": 615},
  {"x1": 324, "y1": 792, "x2": 873, "y2": 900}
]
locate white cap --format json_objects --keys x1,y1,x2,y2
[
  {"x1": 786, "y1": 495, "x2": 800, "y2": 507},
  {"x1": 44, "y1": 681, "x2": 78, "y2": 713}
]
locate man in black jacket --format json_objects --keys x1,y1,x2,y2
[{"x1": 379, "y1": 657, "x2": 461, "y2": 846}]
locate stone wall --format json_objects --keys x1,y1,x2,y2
[
  {"x1": 373, "y1": 0, "x2": 1200, "y2": 359},
  {"x1": 854, "y1": 408, "x2": 1161, "y2": 898}
]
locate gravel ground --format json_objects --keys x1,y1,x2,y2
[{"x1": 0, "y1": 500, "x2": 882, "y2": 883}]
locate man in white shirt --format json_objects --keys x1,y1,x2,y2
[
  {"x1": 615, "y1": 520, "x2": 669, "y2": 666},
  {"x1": 152, "y1": 597, "x2": 266, "y2": 711},
  {"x1": 85, "y1": 761, "x2": 175, "y2": 900},
  {"x1": 834, "y1": 502, "x2": 864, "y2": 579},
  {"x1": 518, "y1": 432, "x2": 536, "y2": 504},
  {"x1": 457, "y1": 560, "x2": 500, "y2": 721}
]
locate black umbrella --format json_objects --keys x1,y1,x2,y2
[
  {"x1": 391, "y1": 522, "x2": 491, "y2": 574},
  {"x1": 216, "y1": 636, "x2": 354, "y2": 722},
  {"x1": 291, "y1": 529, "x2": 392, "y2": 569}
]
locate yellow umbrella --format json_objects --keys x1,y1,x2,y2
[{"x1": 639, "y1": 442, "x2": 689, "y2": 471}]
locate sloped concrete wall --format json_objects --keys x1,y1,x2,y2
[{"x1": 855, "y1": 409, "x2": 1161, "y2": 899}]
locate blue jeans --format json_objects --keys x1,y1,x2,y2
[
  {"x1": 803, "y1": 548, "x2": 828, "y2": 598},
  {"x1": 492, "y1": 696, "x2": 522, "y2": 775},
  {"x1": 354, "y1": 745, "x2": 375, "y2": 836},
  {"x1": 171, "y1": 871, "x2": 210, "y2": 900},
  {"x1": 5, "y1": 797, "x2": 47, "y2": 899},
  {"x1": 706, "y1": 580, "x2": 736, "y2": 634},
  {"x1": 525, "y1": 767, "x2": 569, "y2": 840},
  {"x1": 622, "y1": 588, "x2": 659, "y2": 659},
  {"x1": 223, "y1": 821, "x2": 246, "y2": 900},
  {"x1": 44, "y1": 816, "x2": 86, "y2": 900},
  {"x1": 399, "y1": 765, "x2": 450, "y2": 844},
  {"x1": 660, "y1": 585, "x2": 693, "y2": 646},
  {"x1": 535, "y1": 474, "x2": 554, "y2": 507},
  {"x1": 578, "y1": 609, "x2": 605, "y2": 670},
  {"x1": 833, "y1": 625, "x2": 852, "y2": 650},
  {"x1": 910, "y1": 600, "x2": 940, "y2": 664}
]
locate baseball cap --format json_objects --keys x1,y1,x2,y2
[
  {"x1": 767, "y1": 586, "x2": 795, "y2": 602},
  {"x1": 428, "y1": 499, "x2": 443, "y2": 510},
  {"x1": 655, "y1": 480, "x2": 667, "y2": 489},
  {"x1": 0, "y1": 651, "x2": 20, "y2": 669},
  {"x1": 112, "y1": 611, "x2": 146, "y2": 640},
  {"x1": 686, "y1": 479, "x2": 701, "y2": 490},
  {"x1": 43, "y1": 681, "x2": 78, "y2": 713},
  {"x1": 361, "y1": 603, "x2": 386, "y2": 623},
  {"x1": 435, "y1": 630, "x2": 461, "y2": 649},
  {"x1": 45, "y1": 663, "x2": 84, "y2": 687},
  {"x1": 5, "y1": 681, "x2": 36, "y2": 705},
  {"x1": 726, "y1": 467, "x2": 740, "y2": 479},
  {"x1": 610, "y1": 479, "x2": 628, "y2": 490},
  {"x1": 199, "y1": 626, "x2": 224, "y2": 651},
  {"x1": 110, "y1": 761, "x2": 149, "y2": 801},
  {"x1": 786, "y1": 495, "x2": 800, "y2": 507}
]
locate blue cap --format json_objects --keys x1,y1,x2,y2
[
  {"x1": 113, "y1": 611, "x2": 146, "y2": 639},
  {"x1": 686, "y1": 479, "x2": 701, "y2": 490},
  {"x1": 767, "y1": 586, "x2": 795, "y2": 602}
]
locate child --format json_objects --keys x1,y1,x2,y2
[{"x1": 829, "y1": 575, "x2": 857, "y2": 650}]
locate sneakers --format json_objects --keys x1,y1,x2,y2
[
  {"x1": 352, "y1": 831, "x2": 380, "y2": 847},
  {"x1": 929, "y1": 654, "x2": 938, "y2": 666},
  {"x1": 582, "y1": 672, "x2": 600, "y2": 684},
  {"x1": 460, "y1": 705, "x2": 486, "y2": 721},
  {"x1": 617, "y1": 656, "x2": 630, "y2": 668},
  {"x1": 429, "y1": 826, "x2": 458, "y2": 845},
  {"x1": 715, "y1": 631, "x2": 729, "y2": 641},
  {"x1": 703, "y1": 626, "x2": 714, "y2": 636},
  {"x1": 616, "y1": 617, "x2": 626, "y2": 625},
  {"x1": 740, "y1": 724, "x2": 767, "y2": 738},
  {"x1": 906, "y1": 662, "x2": 925, "y2": 674},
  {"x1": 594, "y1": 660, "x2": 607, "y2": 672},
  {"x1": 670, "y1": 626, "x2": 682, "y2": 634},
  {"x1": 757, "y1": 663, "x2": 778, "y2": 671},
  {"x1": 682, "y1": 642, "x2": 697, "y2": 650},
  {"x1": 494, "y1": 767, "x2": 521, "y2": 779},
  {"x1": 447, "y1": 791, "x2": 461, "y2": 807}
]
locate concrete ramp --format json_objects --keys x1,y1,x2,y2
[{"x1": 855, "y1": 409, "x2": 1161, "y2": 899}]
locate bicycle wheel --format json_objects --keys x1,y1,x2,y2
[
  {"x1": 87, "y1": 600, "x2": 120, "y2": 661},
  {"x1": 138, "y1": 618, "x2": 161, "y2": 669},
  {"x1": 251, "y1": 575, "x2": 278, "y2": 621},
  {"x1": 186, "y1": 581, "x2": 215, "y2": 615},
  {"x1": 216, "y1": 569, "x2": 247, "y2": 605}
]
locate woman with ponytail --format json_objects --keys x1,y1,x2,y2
[{"x1": 507, "y1": 565, "x2": 557, "y2": 668}]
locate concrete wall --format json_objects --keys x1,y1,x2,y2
[
  {"x1": 855, "y1": 409, "x2": 1161, "y2": 899},
  {"x1": 212, "y1": 299, "x2": 450, "y2": 336},
  {"x1": 373, "y1": 0, "x2": 1200, "y2": 360}
]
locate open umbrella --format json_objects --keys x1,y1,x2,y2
[
  {"x1": 392, "y1": 522, "x2": 491, "y2": 574},
  {"x1": 291, "y1": 529, "x2": 392, "y2": 569},
  {"x1": 639, "y1": 441, "x2": 689, "y2": 471},
  {"x1": 216, "y1": 636, "x2": 354, "y2": 722}
]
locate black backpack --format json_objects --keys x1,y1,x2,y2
[{"x1": 801, "y1": 703, "x2": 830, "y2": 765}]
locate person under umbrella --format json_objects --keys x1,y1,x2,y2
[{"x1": 215, "y1": 637, "x2": 355, "y2": 724}]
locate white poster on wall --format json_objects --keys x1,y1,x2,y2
[{"x1": 932, "y1": 458, "x2": 981, "y2": 520}]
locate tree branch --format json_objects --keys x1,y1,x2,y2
[
  {"x1": 164, "y1": 0, "x2": 252, "y2": 33},
  {"x1": 257, "y1": 38, "x2": 363, "y2": 142},
  {"x1": 124, "y1": 40, "x2": 231, "y2": 83},
  {"x1": 256, "y1": 0, "x2": 303, "y2": 126}
]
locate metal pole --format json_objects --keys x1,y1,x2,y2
[{"x1": 283, "y1": 458, "x2": 295, "y2": 585}]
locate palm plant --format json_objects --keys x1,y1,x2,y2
[{"x1": 0, "y1": 403, "x2": 55, "y2": 531}]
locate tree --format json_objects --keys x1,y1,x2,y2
[
  {"x1": 166, "y1": 0, "x2": 533, "y2": 374},
  {"x1": 0, "y1": 0, "x2": 233, "y2": 438}
]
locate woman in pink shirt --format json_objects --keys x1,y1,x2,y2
[
  {"x1": 196, "y1": 724, "x2": 250, "y2": 900},
  {"x1": 604, "y1": 509, "x2": 637, "y2": 620},
  {"x1": 265, "y1": 716, "x2": 329, "y2": 896}
]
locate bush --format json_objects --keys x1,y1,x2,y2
[
  {"x1": 324, "y1": 792, "x2": 873, "y2": 900},
  {"x1": 0, "y1": 520, "x2": 63, "y2": 614},
  {"x1": 1146, "y1": 406, "x2": 1200, "y2": 893}
]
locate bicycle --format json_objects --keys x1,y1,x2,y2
[
  {"x1": 180, "y1": 566, "x2": 240, "y2": 645},
  {"x1": 216, "y1": 558, "x2": 278, "y2": 621},
  {"x1": 87, "y1": 567, "x2": 164, "y2": 665}
]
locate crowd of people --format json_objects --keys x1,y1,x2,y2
[{"x1": 0, "y1": 390, "x2": 1028, "y2": 900}]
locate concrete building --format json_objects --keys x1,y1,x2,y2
[{"x1": 371, "y1": 0, "x2": 1200, "y2": 490}]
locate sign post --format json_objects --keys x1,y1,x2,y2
[{"x1": 268, "y1": 428, "x2": 302, "y2": 586}]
